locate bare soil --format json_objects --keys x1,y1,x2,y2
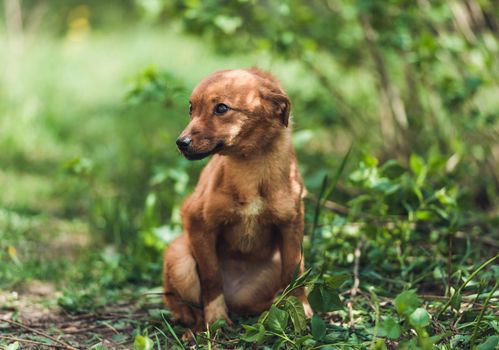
[{"x1": 0, "y1": 282, "x2": 152, "y2": 350}]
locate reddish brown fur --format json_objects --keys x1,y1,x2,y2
[{"x1": 163, "y1": 68, "x2": 312, "y2": 332}]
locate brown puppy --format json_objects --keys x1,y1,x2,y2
[{"x1": 163, "y1": 68, "x2": 312, "y2": 331}]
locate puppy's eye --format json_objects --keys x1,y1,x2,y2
[
  {"x1": 189, "y1": 103, "x2": 193, "y2": 115},
  {"x1": 214, "y1": 103, "x2": 230, "y2": 115}
]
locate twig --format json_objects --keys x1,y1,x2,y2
[
  {"x1": 0, "y1": 318, "x2": 78, "y2": 350},
  {"x1": 454, "y1": 231, "x2": 499, "y2": 248},
  {"x1": 0, "y1": 335, "x2": 68, "y2": 349},
  {"x1": 62, "y1": 325, "x2": 108, "y2": 334},
  {"x1": 101, "y1": 321, "x2": 121, "y2": 334},
  {"x1": 305, "y1": 194, "x2": 349, "y2": 215},
  {"x1": 447, "y1": 235, "x2": 453, "y2": 296},
  {"x1": 197, "y1": 333, "x2": 239, "y2": 347},
  {"x1": 419, "y1": 294, "x2": 454, "y2": 300},
  {"x1": 347, "y1": 239, "x2": 364, "y2": 327},
  {"x1": 141, "y1": 292, "x2": 168, "y2": 296}
]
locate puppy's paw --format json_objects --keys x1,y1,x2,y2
[
  {"x1": 181, "y1": 329, "x2": 196, "y2": 343},
  {"x1": 302, "y1": 300, "x2": 314, "y2": 319},
  {"x1": 204, "y1": 294, "x2": 232, "y2": 326}
]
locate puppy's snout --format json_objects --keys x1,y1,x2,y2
[{"x1": 176, "y1": 136, "x2": 192, "y2": 150}]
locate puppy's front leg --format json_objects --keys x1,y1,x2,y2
[
  {"x1": 279, "y1": 221, "x2": 313, "y2": 318},
  {"x1": 187, "y1": 217, "x2": 231, "y2": 326}
]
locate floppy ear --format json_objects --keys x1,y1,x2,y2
[{"x1": 266, "y1": 92, "x2": 291, "y2": 127}]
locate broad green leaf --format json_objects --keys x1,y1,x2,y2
[
  {"x1": 415, "y1": 209, "x2": 437, "y2": 221},
  {"x1": 311, "y1": 314, "x2": 326, "y2": 340},
  {"x1": 477, "y1": 335, "x2": 499, "y2": 350},
  {"x1": 133, "y1": 335, "x2": 154, "y2": 350},
  {"x1": 394, "y1": 290, "x2": 421, "y2": 316},
  {"x1": 241, "y1": 323, "x2": 266, "y2": 343},
  {"x1": 435, "y1": 188, "x2": 456, "y2": 206},
  {"x1": 213, "y1": 15, "x2": 242, "y2": 34},
  {"x1": 307, "y1": 287, "x2": 322, "y2": 312},
  {"x1": 381, "y1": 160, "x2": 405, "y2": 178},
  {"x1": 372, "y1": 339, "x2": 388, "y2": 350},
  {"x1": 363, "y1": 154, "x2": 379, "y2": 167},
  {"x1": 6, "y1": 342, "x2": 20, "y2": 350},
  {"x1": 324, "y1": 273, "x2": 350, "y2": 289},
  {"x1": 285, "y1": 296, "x2": 307, "y2": 333},
  {"x1": 429, "y1": 332, "x2": 450, "y2": 344},
  {"x1": 295, "y1": 335, "x2": 314, "y2": 346},
  {"x1": 372, "y1": 178, "x2": 400, "y2": 194},
  {"x1": 274, "y1": 338, "x2": 286, "y2": 349},
  {"x1": 398, "y1": 338, "x2": 418, "y2": 350},
  {"x1": 265, "y1": 305, "x2": 289, "y2": 333},
  {"x1": 433, "y1": 266, "x2": 445, "y2": 279},
  {"x1": 409, "y1": 307, "x2": 430, "y2": 328},
  {"x1": 321, "y1": 286, "x2": 343, "y2": 311},
  {"x1": 379, "y1": 316, "x2": 401, "y2": 339},
  {"x1": 410, "y1": 154, "x2": 425, "y2": 178},
  {"x1": 308, "y1": 285, "x2": 343, "y2": 313}
]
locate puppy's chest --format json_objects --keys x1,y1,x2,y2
[{"x1": 223, "y1": 197, "x2": 273, "y2": 254}]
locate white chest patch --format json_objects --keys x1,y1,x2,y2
[
  {"x1": 239, "y1": 197, "x2": 265, "y2": 252},
  {"x1": 241, "y1": 197, "x2": 265, "y2": 216}
]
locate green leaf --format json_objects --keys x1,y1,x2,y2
[
  {"x1": 290, "y1": 267, "x2": 314, "y2": 289},
  {"x1": 308, "y1": 285, "x2": 343, "y2": 312},
  {"x1": 394, "y1": 290, "x2": 421, "y2": 316},
  {"x1": 363, "y1": 154, "x2": 379, "y2": 167},
  {"x1": 91, "y1": 345, "x2": 111, "y2": 350},
  {"x1": 213, "y1": 15, "x2": 242, "y2": 34},
  {"x1": 324, "y1": 273, "x2": 350, "y2": 289},
  {"x1": 372, "y1": 339, "x2": 388, "y2": 350},
  {"x1": 450, "y1": 291, "x2": 462, "y2": 311},
  {"x1": 295, "y1": 335, "x2": 314, "y2": 346},
  {"x1": 379, "y1": 316, "x2": 401, "y2": 340},
  {"x1": 477, "y1": 335, "x2": 499, "y2": 350},
  {"x1": 6, "y1": 342, "x2": 20, "y2": 350},
  {"x1": 311, "y1": 314, "x2": 326, "y2": 340},
  {"x1": 265, "y1": 305, "x2": 289, "y2": 333},
  {"x1": 257, "y1": 310, "x2": 269, "y2": 324},
  {"x1": 242, "y1": 323, "x2": 266, "y2": 343},
  {"x1": 285, "y1": 296, "x2": 307, "y2": 333},
  {"x1": 307, "y1": 287, "x2": 322, "y2": 311},
  {"x1": 209, "y1": 318, "x2": 227, "y2": 333},
  {"x1": 410, "y1": 154, "x2": 425, "y2": 176},
  {"x1": 133, "y1": 335, "x2": 154, "y2": 350},
  {"x1": 409, "y1": 308, "x2": 430, "y2": 328}
]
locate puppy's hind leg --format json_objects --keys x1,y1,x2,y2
[{"x1": 163, "y1": 235, "x2": 204, "y2": 330}]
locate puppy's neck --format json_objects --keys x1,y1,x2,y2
[
  {"x1": 229, "y1": 127, "x2": 290, "y2": 160},
  {"x1": 221, "y1": 129, "x2": 292, "y2": 196}
]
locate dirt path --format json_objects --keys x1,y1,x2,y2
[{"x1": 0, "y1": 283, "x2": 157, "y2": 349}]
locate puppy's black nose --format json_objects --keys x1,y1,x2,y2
[{"x1": 176, "y1": 136, "x2": 192, "y2": 149}]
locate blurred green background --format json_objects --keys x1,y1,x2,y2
[{"x1": 0, "y1": 0, "x2": 498, "y2": 347}]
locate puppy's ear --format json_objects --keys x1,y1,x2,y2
[{"x1": 265, "y1": 92, "x2": 291, "y2": 127}]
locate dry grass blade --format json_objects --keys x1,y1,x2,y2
[
  {"x1": 0, "y1": 335, "x2": 69, "y2": 349},
  {"x1": 0, "y1": 318, "x2": 78, "y2": 350}
]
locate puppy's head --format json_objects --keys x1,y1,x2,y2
[{"x1": 176, "y1": 68, "x2": 290, "y2": 160}]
